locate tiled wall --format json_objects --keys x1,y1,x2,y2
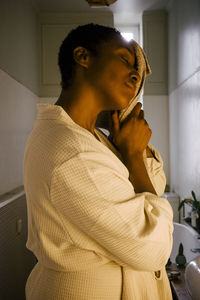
[{"x1": 168, "y1": 0, "x2": 200, "y2": 199}]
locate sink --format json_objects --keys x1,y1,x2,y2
[{"x1": 185, "y1": 255, "x2": 200, "y2": 300}]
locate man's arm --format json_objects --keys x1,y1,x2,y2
[
  {"x1": 123, "y1": 151, "x2": 156, "y2": 194},
  {"x1": 111, "y1": 103, "x2": 157, "y2": 194}
]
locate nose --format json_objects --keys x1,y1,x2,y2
[{"x1": 130, "y1": 71, "x2": 141, "y2": 83}]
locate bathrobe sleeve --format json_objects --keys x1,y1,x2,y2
[
  {"x1": 50, "y1": 150, "x2": 173, "y2": 272},
  {"x1": 144, "y1": 144, "x2": 166, "y2": 196}
]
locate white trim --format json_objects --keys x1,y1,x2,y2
[{"x1": 0, "y1": 189, "x2": 25, "y2": 209}]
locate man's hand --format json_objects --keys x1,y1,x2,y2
[
  {"x1": 111, "y1": 103, "x2": 156, "y2": 194},
  {"x1": 111, "y1": 103, "x2": 152, "y2": 161}
]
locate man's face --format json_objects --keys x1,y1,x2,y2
[{"x1": 87, "y1": 36, "x2": 141, "y2": 111}]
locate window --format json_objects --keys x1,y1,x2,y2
[
  {"x1": 121, "y1": 32, "x2": 134, "y2": 42},
  {"x1": 116, "y1": 25, "x2": 140, "y2": 44}
]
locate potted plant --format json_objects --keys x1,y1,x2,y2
[{"x1": 178, "y1": 191, "x2": 200, "y2": 233}]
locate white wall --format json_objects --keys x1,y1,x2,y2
[
  {"x1": 0, "y1": 0, "x2": 38, "y2": 194},
  {"x1": 143, "y1": 95, "x2": 169, "y2": 182},
  {"x1": 113, "y1": 12, "x2": 142, "y2": 45},
  {"x1": 168, "y1": 0, "x2": 200, "y2": 199},
  {"x1": 142, "y1": 10, "x2": 169, "y2": 184},
  {"x1": 0, "y1": 69, "x2": 37, "y2": 194},
  {"x1": 0, "y1": 0, "x2": 39, "y2": 94}
]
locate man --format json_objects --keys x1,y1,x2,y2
[{"x1": 24, "y1": 23, "x2": 173, "y2": 299}]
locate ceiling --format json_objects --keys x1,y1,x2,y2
[{"x1": 32, "y1": 0, "x2": 168, "y2": 15}]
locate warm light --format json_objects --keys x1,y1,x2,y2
[{"x1": 121, "y1": 32, "x2": 134, "y2": 42}]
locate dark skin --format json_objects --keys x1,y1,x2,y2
[
  {"x1": 56, "y1": 36, "x2": 156, "y2": 195},
  {"x1": 111, "y1": 104, "x2": 156, "y2": 194}
]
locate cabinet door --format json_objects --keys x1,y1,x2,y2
[{"x1": 143, "y1": 10, "x2": 168, "y2": 95}]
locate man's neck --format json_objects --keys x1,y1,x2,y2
[{"x1": 55, "y1": 88, "x2": 101, "y2": 135}]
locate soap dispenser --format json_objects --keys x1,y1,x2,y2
[{"x1": 175, "y1": 243, "x2": 186, "y2": 267}]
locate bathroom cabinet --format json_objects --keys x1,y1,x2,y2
[
  {"x1": 143, "y1": 10, "x2": 168, "y2": 95},
  {"x1": 0, "y1": 189, "x2": 36, "y2": 300}
]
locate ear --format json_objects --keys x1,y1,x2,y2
[{"x1": 73, "y1": 46, "x2": 90, "y2": 68}]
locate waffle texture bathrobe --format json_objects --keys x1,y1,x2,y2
[
  {"x1": 24, "y1": 41, "x2": 173, "y2": 299},
  {"x1": 24, "y1": 105, "x2": 173, "y2": 300}
]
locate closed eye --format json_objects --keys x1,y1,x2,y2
[{"x1": 121, "y1": 57, "x2": 131, "y2": 66}]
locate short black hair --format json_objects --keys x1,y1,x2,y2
[{"x1": 58, "y1": 23, "x2": 121, "y2": 89}]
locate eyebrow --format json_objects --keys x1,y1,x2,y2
[
  {"x1": 118, "y1": 46, "x2": 135, "y2": 58},
  {"x1": 124, "y1": 46, "x2": 134, "y2": 56},
  {"x1": 118, "y1": 46, "x2": 136, "y2": 67}
]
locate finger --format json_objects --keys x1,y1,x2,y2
[
  {"x1": 146, "y1": 127, "x2": 152, "y2": 142},
  {"x1": 130, "y1": 102, "x2": 142, "y2": 118},
  {"x1": 122, "y1": 102, "x2": 142, "y2": 126},
  {"x1": 148, "y1": 128, "x2": 152, "y2": 138},
  {"x1": 139, "y1": 109, "x2": 144, "y2": 119}
]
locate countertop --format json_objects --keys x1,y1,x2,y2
[{"x1": 167, "y1": 263, "x2": 192, "y2": 300}]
